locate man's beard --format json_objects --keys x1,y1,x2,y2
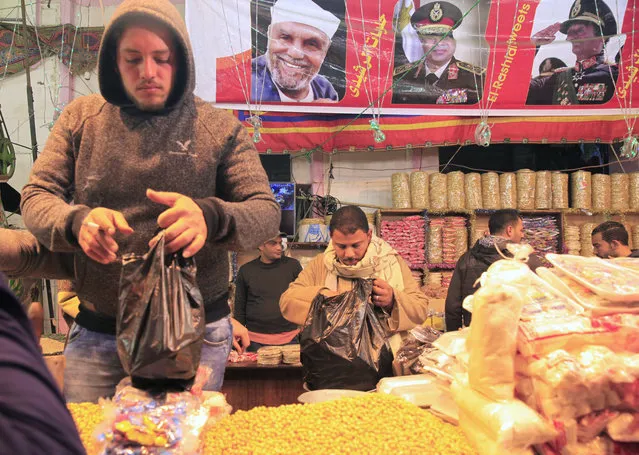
[
  {"x1": 135, "y1": 101, "x2": 165, "y2": 111},
  {"x1": 267, "y1": 51, "x2": 317, "y2": 92},
  {"x1": 124, "y1": 87, "x2": 166, "y2": 112}
]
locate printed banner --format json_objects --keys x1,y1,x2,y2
[
  {"x1": 185, "y1": 0, "x2": 639, "y2": 150},
  {"x1": 236, "y1": 110, "x2": 636, "y2": 152},
  {"x1": 188, "y1": 0, "x2": 638, "y2": 112}
]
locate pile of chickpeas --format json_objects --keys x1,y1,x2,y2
[
  {"x1": 202, "y1": 394, "x2": 475, "y2": 455},
  {"x1": 68, "y1": 402, "x2": 103, "y2": 455},
  {"x1": 69, "y1": 393, "x2": 476, "y2": 454}
]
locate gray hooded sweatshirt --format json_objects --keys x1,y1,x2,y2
[{"x1": 20, "y1": 0, "x2": 280, "y2": 332}]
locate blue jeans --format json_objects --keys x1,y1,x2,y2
[{"x1": 64, "y1": 316, "x2": 232, "y2": 403}]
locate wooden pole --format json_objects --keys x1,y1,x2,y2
[
  {"x1": 20, "y1": 0, "x2": 55, "y2": 333},
  {"x1": 20, "y1": 0, "x2": 39, "y2": 163}
]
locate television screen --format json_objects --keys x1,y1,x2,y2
[{"x1": 270, "y1": 182, "x2": 296, "y2": 236}]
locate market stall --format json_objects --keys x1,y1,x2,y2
[
  {"x1": 2, "y1": 0, "x2": 639, "y2": 454},
  {"x1": 66, "y1": 252, "x2": 639, "y2": 454}
]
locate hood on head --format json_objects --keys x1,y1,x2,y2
[{"x1": 98, "y1": 0, "x2": 195, "y2": 111}]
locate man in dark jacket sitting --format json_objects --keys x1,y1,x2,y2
[{"x1": 444, "y1": 209, "x2": 543, "y2": 331}]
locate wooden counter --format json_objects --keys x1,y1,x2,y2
[{"x1": 221, "y1": 361, "x2": 306, "y2": 412}]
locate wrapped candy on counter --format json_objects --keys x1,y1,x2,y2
[
  {"x1": 376, "y1": 374, "x2": 452, "y2": 409},
  {"x1": 94, "y1": 368, "x2": 231, "y2": 455},
  {"x1": 516, "y1": 308, "x2": 639, "y2": 358}
]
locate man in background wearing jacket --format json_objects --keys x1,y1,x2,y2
[
  {"x1": 445, "y1": 209, "x2": 543, "y2": 331},
  {"x1": 280, "y1": 205, "x2": 429, "y2": 339}
]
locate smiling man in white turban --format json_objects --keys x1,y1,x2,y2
[{"x1": 251, "y1": 0, "x2": 340, "y2": 102}]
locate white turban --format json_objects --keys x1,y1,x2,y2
[{"x1": 271, "y1": 0, "x2": 340, "y2": 39}]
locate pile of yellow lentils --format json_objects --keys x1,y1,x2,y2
[
  {"x1": 68, "y1": 402, "x2": 103, "y2": 455},
  {"x1": 69, "y1": 393, "x2": 476, "y2": 455}
]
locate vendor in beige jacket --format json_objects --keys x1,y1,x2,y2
[{"x1": 280, "y1": 206, "x2": 429, "y2": 334}]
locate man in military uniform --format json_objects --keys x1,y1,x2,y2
[
  {"x1": 392, "y1": 2, "x2": 485, "y2": 105},
  {"x1": 526, "y1": 0, "x2": 619, "y2": 105}
]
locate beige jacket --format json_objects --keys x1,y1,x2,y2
[{"x1": 280, "y1": 254, "x2": 429, "y2": 332}]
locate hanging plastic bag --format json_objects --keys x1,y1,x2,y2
[
  {"x1": 117, "y1": 231, "x2": 205, "y2": 390},
  {"x1": 300, "y1": 279, "x2": 394, "y2": 391}
]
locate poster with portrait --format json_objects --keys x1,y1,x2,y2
[
  {"x1": 249, "y1": 0, "x2": 346, "y2": 103},
  {"x1": 391, "y1": 0, "x2": 490, "y2": 106},
  {"x1": 526, "y1": 0, "x2": 628, "y2": 105},
  {"x1": 186, "y1": 0, "x2": 639, "y2": 150}
]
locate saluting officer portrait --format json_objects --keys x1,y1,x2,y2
[
  {"x1": 526, "y1": 0, "x2": 625, "y2": 105},
  {"x1": 392, "y1": 1, "x2": 487, "y2": 105}
]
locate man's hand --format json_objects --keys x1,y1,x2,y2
[
  {"x1": 230, "y1": 318, "x2": 250, "y2": 353},
  {"x1": 531, "y1": 22, "x2": 561, "y2": 47},
  {"x1": 372, "y1": 278, "x2": 394, "y2": 309},
  {"x1": 79, "y1": 207, "x2": 133, "y2": 264},
  {"x1": 147, "y1": 189, "x2": 208, "y2": 258}
]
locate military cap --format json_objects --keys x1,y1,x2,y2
[
  {"x1": 560, "y1": 0, "x2": 617, "y2": 38},
  {"x1": 411, "y1": 2, "x2": 463, "y2": 36}
]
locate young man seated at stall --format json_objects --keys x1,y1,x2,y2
[
  {"x1": 234, "y1": 233, "x2": 302, "y2": 352},
  {"x1": 592, "y1": 221, "x2": 639, "y2": 259},
  {"x1": 279, "y1": 205, "x2": 429, "y2": 346}
]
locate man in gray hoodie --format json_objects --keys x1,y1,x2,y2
[{"x1": 20, "y1": 0, "x2": 280, "y2": 402}]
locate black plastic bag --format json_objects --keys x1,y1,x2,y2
[
  {"x1": 117, "y1": 232, "x2": 204, "y2": 390},
  {"x1": 300, "y1": 279, "x2": 394, "y2": 391}
]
